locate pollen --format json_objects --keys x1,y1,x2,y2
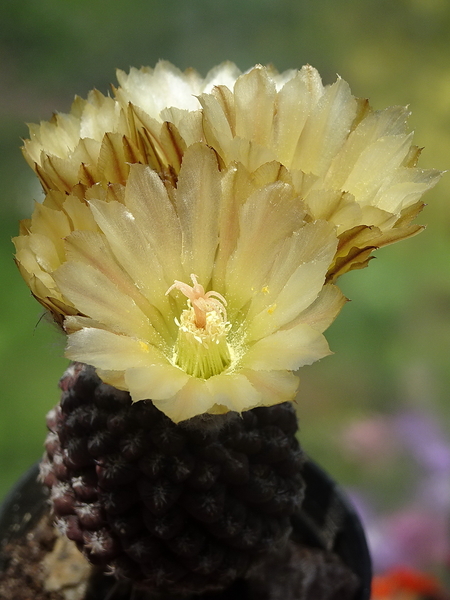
[{"x1": 267, "y1": 304, "x2": 277, "y2": 314}]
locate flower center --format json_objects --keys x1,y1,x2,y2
[{"x1": 166, "y1": 275, "x2": 232, "y2": 379}]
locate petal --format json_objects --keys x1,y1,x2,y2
[
  {"x1": 343, "y1": 134, "x2": 414, "y2": 206},
  {"x1": 293, "y1": 77, "x2": 357, "y2": 175},
  {"x1": 124, "y1": 164, "x2": 183, "y2": 283},
  {"x1": 63, "y1": 229, "x2": 173, "y2": 340},
  {"x1": 273, "y1": 70, "x2": 318, "y2": 166},
  {"x1": 88, "y1": 198, "x2": 172, "y2": 315},
  {"x1": 65, "y1": 327, "x2": 165, "y2": 370},
  {"x1": 304, "y1": 189, "x2": 362, "y2": 234},
  {"x1": 241, "y1": 322, "x2": 331, "y2": 371},
  {"x1": 225, "y1": 182, "x2": 305, "y2": 315},
  {"x1": 116, "y1": 61, "x2": 203, "y2": 118},
  {"x1": 246, "y1": 261, "x2": 329, "y2": 340},
  {"x1": 199, "y1": 85, "x2": 235, "y2": 159},
  {"x1": 234, "y1": 67, "x2": 277, "y2": 147},
  {"x1": 324, "y1": 106, "x2": 412, "y2": 190},
  {"x1": 125, "y1": 363, "x2": 190, "y2": 405},
  {"x1": 150, "y1": 376, "x2": 212, "y2": 423},
  {"x1": 54, "y1": 261, "x2": 162, "y2": 346},
  {"x1": 245, "y1": 220, "x2": 338, "y2": 323},
  {"x1": 61, "y1": 195, "x2": 99, "y2": 231},
  {"x1": 246, "y1": 221, "x2": 338, "y2": 340},
  {"x1": 241, "y1": 370, "x2": 299, "y2": 407},
  {"x1": 373, "y1": 167, "x2": 441, "y2": 214},
  {"x1": 205, "y1": 372, "x2": 261, "y2": 413},
  {"x1": 175, "y1": 143, "x2": 221, "y2": 285},
  {"x1": 203, "y1": 61, "x2": 242, "y2": 92},
  {"x1": 292, "y1": 284, "x2": 347, "y2": 333}
]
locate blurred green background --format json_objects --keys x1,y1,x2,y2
[{"x1": 1, "y1": 0, "x2": 450, "y2": 512}]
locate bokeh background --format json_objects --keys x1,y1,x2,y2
[{"x1": 1, "y1": 0, "x2": 450, "y2": 581}]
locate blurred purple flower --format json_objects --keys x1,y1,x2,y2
[
  {"x1": 393, "y1": 412, "x2": 450, "y2": 473},
  {"x1": 341, "y1": 410, "x2": 450, "y2": 573},
  {"x1": 339, "y1": 415, "x2": 399, "y2": 465}
]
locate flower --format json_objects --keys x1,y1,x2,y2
[
  {"x1": 342, "y1": 411, "x2": 450, "y2": 573},
  {"x1": 22, "y1": 62, "x2": 440, "y2": 281},
  {"x1": 14, "y1": 62, "x2": 438, "y2": 422},
  {"x1": 21, "y1": 61, "x2": 242, "y2": 193},
  {"x1": 15, "y1": 139, "x2": 343, "y2": 422}
]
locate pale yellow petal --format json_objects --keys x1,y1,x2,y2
[
  {"x1": 372, "y1": 167, "x2": 442, "y2": 214},
  {"x1": 124, "y1": 164, "x2": 183, "y2": 283},
  {"x1": 64, "y1": 229, "x2": 174, "y2": 340},
  {"x1": 246, "y1": 220, "x2": 338, "y2": 321},
  {"x1": 25, "y1": 232, "x2": 64, "y2": 273},
  {"x1": 30, "y1": 202, "x2": 72, "y2": 257},
  {"x1": 203, "y1": 61, "x2": 242, "y2": 92},
  {"x1": 126, "y1": 363, "x2": 190, "y2": 405},
  {"x1": 96, "y1": 369, "x2": 127, "y2": 390},
  {"x1": 342, "y1": 134, "x2": 414, "y2": 206},
  {"x1": 61, "y1": 195, "x2": 99, "y2": 231},
  {"x1": 88, "y1": 198, "x2": 172, "y2": 314},
  {"x1": 225, "y1": 182, "x2": 305, "y2": 315},
  {"x1": 54, "y1": 261, "x2": 162, "y2": 345},
  {"x1": 246, "y1": 260, "x2": 330, "y2": 341},
  {"x1": 64, "y1": 315, "x2": 110, "y2": 334},
  {"x1": 205, "y1": 372, "x2": 261, "y2": 413},
  {"x1": 291, "y1": 284, "x2": 347, "y2": 333},
  {"x1": 241, "y1": 369, "x2": 299, "y2": 407},
  {"x1": 226, "y1": 137, "x2": 276, "y2": 172},
  {"x1": 293, "y1": 77, "x2": 357, "y2": 175},
  {"x1": 79, "y1": 92, "x2": 123, "y2": 140},
  {"x1": 273, "y1": 71, "x2": 316, "y2": 166},
  {"x1": 116, "y1": 61, "x2": 203, "y2": 118},
  {"x1": 241, "y1": 323, "x2": 331, "y2": 371},
  {"x1": 65, "y1": 327, "x2": 164, "y2": 370},
  {"x1": 159, "y1": 107, "x2": 204, "y2": 146},
  {"x1": 324, "y1": 106, "x2": 412, "y2": 190},
  {"x1": 175, "y1": 144, "x2": 221, "y2": 284},
  {"x1": 199, "y1": 87, "x2": 234, "y2": 158},
  {"x1": 234, "y1": 66, "x2": 277, "y2": 147},
  {"x1": 304, "y1": 189, "x2": 362, "y2": 233}
]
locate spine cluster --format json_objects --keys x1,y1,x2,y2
[{"x1": 41, "y1": 363, "x2": 305, "y2": 596}]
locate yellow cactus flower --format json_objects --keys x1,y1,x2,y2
[
  {"x1": 196, "y1": 65, "x2": 441, "y2": 278},
  {"x1": 14, "y1": 62, "x2": 439, "y2": 422},
  {"x1": 15, "y1": 140, "x2": 344, "y2": 422},
  {"x1": 22, "y1": 61, "x2": 440, "y2": 282},
  {"x1": 22, "y1": 61, "x2": 241, "y2": 194}
]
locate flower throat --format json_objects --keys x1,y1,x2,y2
[{"x1": 166, "y1": 275, "x2": 232, "y2": 379}]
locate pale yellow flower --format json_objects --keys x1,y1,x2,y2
[
  {"x1": 196, "y1": 65, "x2": 441, "y2": 278},
  {"x1": 15, "y1": 142, "x2": 344, "y2": 422},
  {"x1": 22, "y1": 62, "x2": 440, "y2": 282},
  {"x1": 15, "y1": 61, "x2": 439, "y2": 422},
  {"x1": 22, "y1": 61, "x2": 241, "y2": 194}
]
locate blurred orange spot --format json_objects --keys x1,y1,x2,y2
[{"x1": 371, "y1": 567, "x2": 443, "y2": 599}]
